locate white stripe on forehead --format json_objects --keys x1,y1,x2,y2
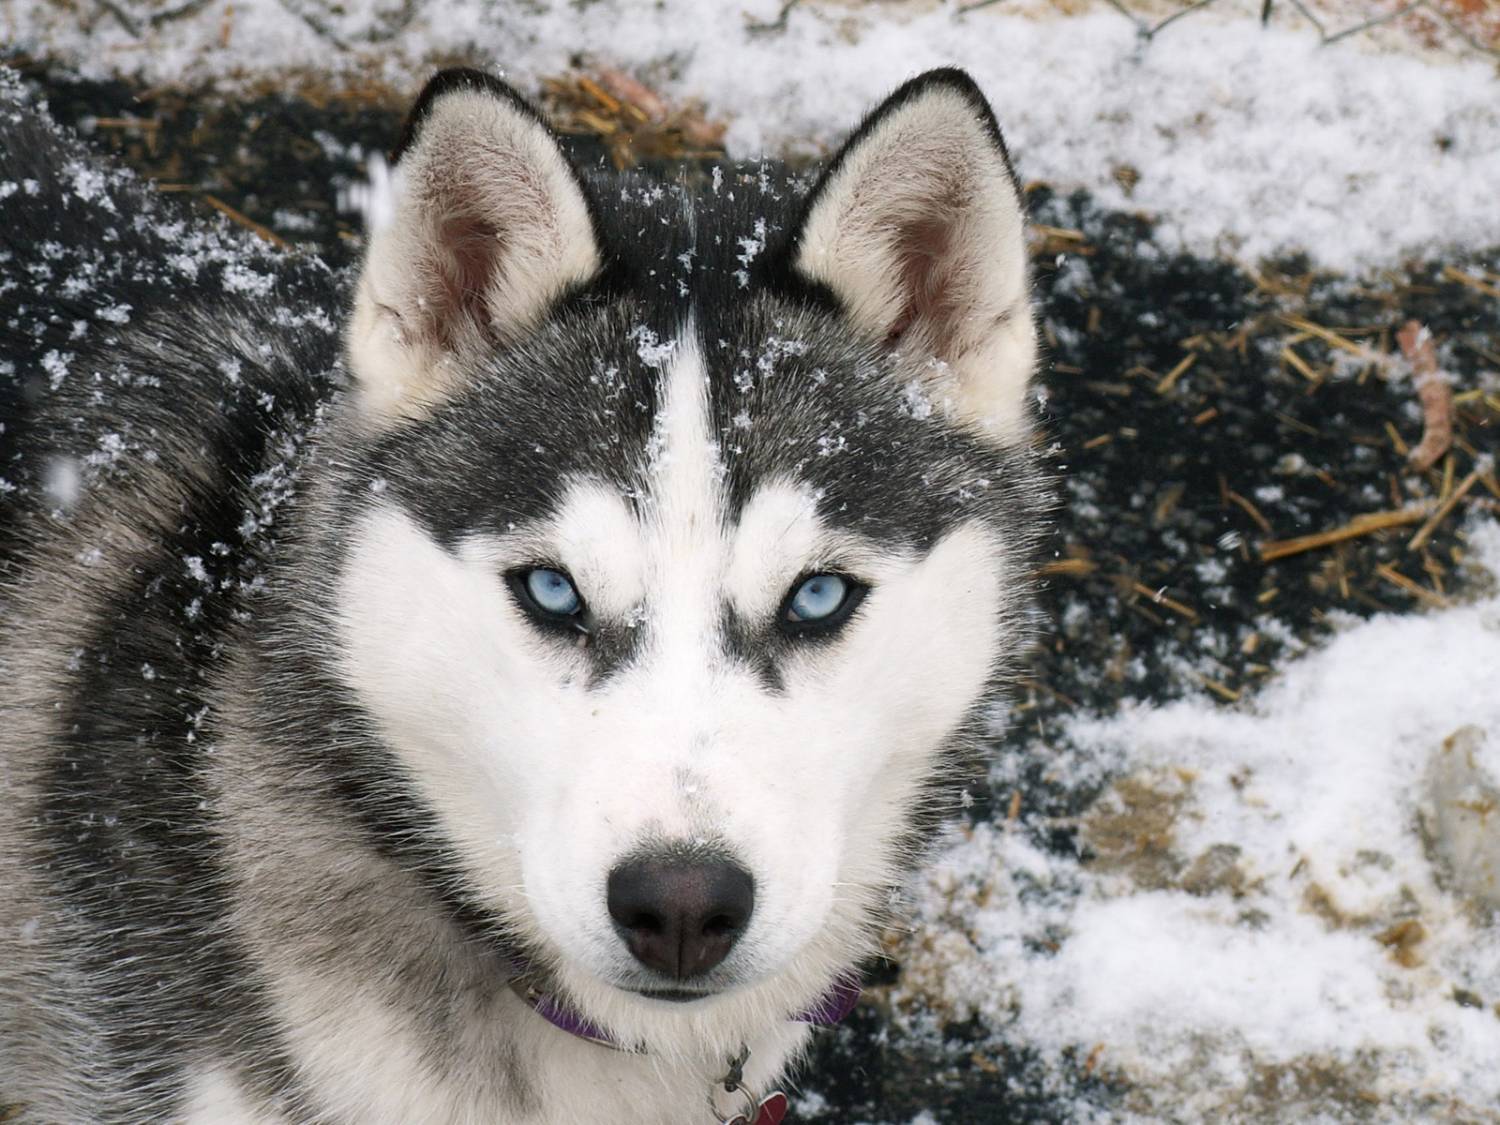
[
  {"x1": 642, "y1": 325, "x2": 726, "y2": 658},
  {"x1": 643, "y1": 323, "x2": 718, "y2": 527}
]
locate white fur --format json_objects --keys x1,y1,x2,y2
[
  {"x1": 347, "y1": 88, "x2": 601, "y2": 419},
  {"x1": 329, "y1": 340, "x2": 1017, "y2": 1093},
  {"x1": 184, "y1": 1014, "x2": 807, "y2": 1125},
  {"x1": 794, "y1": 83, "x2": 1036, "y2": 442},
  {"x1": 183, "y1": 1069, "x2": 285, "y2": 1125}
]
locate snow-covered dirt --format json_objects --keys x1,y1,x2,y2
[
  {"x1": 899, "y1": 522, "x2": 1500, "y2": 1121},
  {"x1": 4, "y1": 2, "x2": 1500, "y2": 1121}
]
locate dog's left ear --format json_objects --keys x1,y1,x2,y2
[
  {"x1": 788, "y1": 69, "x2": 1035, "y2": 442},
  {"x1": 347, "y1": 68, "x2": 603, "y2": 420}
]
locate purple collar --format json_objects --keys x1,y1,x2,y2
[{"x1": 511, "y1": 967, "x2": 862, "y2": 1049}]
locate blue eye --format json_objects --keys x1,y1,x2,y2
[
  {"x1": 522, "y1": 567, "x2": 582, "y2": 618},
  {"x1": 785, "y1": 573, "x2": 859, "y2": 629}
]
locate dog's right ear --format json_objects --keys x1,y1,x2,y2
[
  {"x1": 783, "y1": 70, "x2": 1035, "y2": 444},
  {"x1": 347, "y1": 69, "x2": 603, "y2": 420}
]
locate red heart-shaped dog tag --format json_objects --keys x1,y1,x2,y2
[{"x1": 753, "y1": 1092, "x2": 789, "y2": 1125}]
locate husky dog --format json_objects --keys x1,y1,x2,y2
[{"x1": 0, "y1": 64, "x2": 1043, "y2": 1123}]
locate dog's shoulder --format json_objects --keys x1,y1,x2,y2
[{"x1": 0, "y1": 73, "x2": 345, "y2": 551}]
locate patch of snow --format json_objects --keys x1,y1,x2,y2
[
  {"x1": 899, "y1": 517, "x2": 1500, "y2": 1120},
  {"x1": 629, "y1": 324, "x2": 676, "y2": 369},
  {"x1": 39, "y1": 348, "x2": 72, "y2": 390},
  {"x1": 339, "y1": 151, "x2": 400, "y2": 234},
  {"x1": 42, "y1": 456, "x2": 81, "y2": 507}
]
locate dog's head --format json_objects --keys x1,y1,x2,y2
[{"x1": 325, "y1": 67, "x2": 1042, "y2": 1054}]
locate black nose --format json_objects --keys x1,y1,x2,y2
[{"x1": 606, "y1": 855, "x2": 755, "y2": 980}]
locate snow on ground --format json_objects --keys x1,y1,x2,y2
[
  {"x1": 6, "y1": 1, "x2": 1500, "y2": 273},
  {"x1": 897, "y1": 517, "x2": 1500, "y2": 1121}
]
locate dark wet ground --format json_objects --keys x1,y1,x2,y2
[{"x1": 6, "y1": 59, "x2": 1500, "y2": 1123}]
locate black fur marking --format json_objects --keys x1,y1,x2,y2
[{"x1": 41, "y1": 457, "x2": 307, "y2": 1116}]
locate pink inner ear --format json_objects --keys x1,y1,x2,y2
[
  {"x1": 885, "y1": 208, "x2": 963, "y2": 356},
  {"x1": 421, "y1": 206, "x2": 506, "y2": 350}
]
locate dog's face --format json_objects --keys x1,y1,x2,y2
[{"x1": 326, "y1": 69, "x2": 1040, "y2": 1053}]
